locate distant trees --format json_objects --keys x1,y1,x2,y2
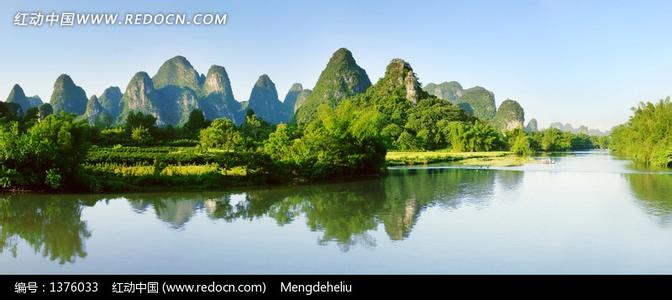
[{"x1": 611, "y1": 98, "x2": 672, "y2": 167}]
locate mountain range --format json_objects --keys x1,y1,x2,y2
[{"x1": 4, "y1": 48, "x2": 537, "y2": 132}]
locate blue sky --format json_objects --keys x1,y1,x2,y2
[{"x1": 2, "y1": 0, "x2": 672, "y2": 130}]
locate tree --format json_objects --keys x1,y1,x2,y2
[
  {"x1": 0, "y1": 113, "x2": 90, "y2": 191},
  {"x1": 289, "y1": 101, "x2": 387, "y2": 178},
  {"x1": 403, "y1": 97, "x2": 471, "y2": 150},
  {"x1": 538, "y1": 128, "x2": 572, "y2": 152},
  {"x1": 507, "y1": 129, "x2": 532, "y2": 157},
  {"x1": 610, "y1": 98, "x2": 672, "y2": 167},
  {"x1": 184, "y1": 109, "x2": 208, "y2": 134},
  {"x1": 125, "y1": 111, "x2": 157, "y2": 132},
  {"x1": 263, "y1": 124, "x2": 295, "y2": 162},
  {"x1": 131, "y1": 125, "x2": 152, "y2": 145},
  {"x1": 38, "y1": 103, "x2": 53, "y2": 120},
  {"x1": 240, "y1": 110, "x2": 274, "y2": 150},
  {"x1": 199, "y1": 118, "x2": 243, "y2": 150}
]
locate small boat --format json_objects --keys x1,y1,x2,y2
[{"x1": 539, "y1": 158, "x2": 555, "y2": 164}]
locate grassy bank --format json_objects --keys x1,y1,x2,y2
[
  {"x1": 386, "y1": 151, "x2": 529, "y2": 167},
  {"x1": 81, "y1": 145, "x2": 270, "y2": 192}
]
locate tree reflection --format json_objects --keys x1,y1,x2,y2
[
  {"x1": 145, "y1": 167, "x2": 500, "y2": 250},
  {"x1": 0, "y1": 195, "x2": 92, "y2": 264},
  {"x1": 625, "y1": 173, "x2": 672, "y2": 224},
  {"x1": 0, "y1": 167, "x2": 502, "y2": 261}
]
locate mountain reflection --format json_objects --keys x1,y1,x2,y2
[
  {"x1": 127, "y1": 168, "x2": 501, "y2": 250},
  {"x1": 0, "y1": 168, "x2": 505, "y2": 263}
]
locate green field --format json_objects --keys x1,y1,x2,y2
[
  {"x1": 82, "y1": 146, "x2": 264, "y2": 192},
  {"x1": 386, "y1": 151, "x2": 529, "y2": 167}
]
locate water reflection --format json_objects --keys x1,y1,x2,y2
[
  {"x1": 0, "y1": 195, "x2": 92, "y2": 264},
  {"x1": 625, "y1": 173, "x2": 672, "y2": 224},
  {"x1": 0, "y1": 168, "x2": 504, "y2": 262},
  {"x1": 5, "y1": 156, "x2": 671, "y2": 265}
]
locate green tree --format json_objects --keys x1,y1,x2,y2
[
  {"x1": 611, "y1": 98, "x2": 672, "y2": 167},
  {"x1": 240, "y1": 110, "x2": 274, "y2": 150},
  {"x1": 403, "y1": 97, "x2": 471, "y2": 150},
  {"x1": 184, "y1": 109, "x2": 208, "y2": 134},
  {"x1": 0, "y1": 113, "x2": 90, "y2": 191},
  {"x1": 263, "y1": 124, "x2": 295, "y2": 162},
  {"x1": 289, "y1": 101, "x2": 386, "y2": 178},
  {"x1": 131, "y1": 125, "x2": 152, "y2": 145},
  {"x1": 507, "y1": 129, "x2": 532, "y2": 157},
  {"x1": 199, "y1": 118, "x2": 243, "y2": 150},
  {"x1": 125, "y1": 111, "x2": 157, "y2": 132}
]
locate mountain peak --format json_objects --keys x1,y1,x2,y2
[
  {"x1": 153, "y1": 55, "x2": 201, "y2": 91},
  {"x1": 50, "y1": 74, "x2": 88, "y2": 115},
  {"x1": 282, "y1": 83, "x2": 305, "y2": 115},
  {"x1": 54, "y1": 74, "x2": 75, "y2": 88},
  {"x1": 201, "y1": 65, "x2": 241, "y2": 123},
  {"x1": 130, "y1": 72, "x2": 154, "y2": 92},
  {"x1": 203, "y1": 65, "x2": 233, "y2": 95},
  {"x1": 288, "y1": 83, "x2": 303, "y2": 92},
  {"x1": 423, "y1": 81, "x2": 464, "y2": 103},
  {"x1": 255, "y1": 74, "x2": 273, "y2": 87},
  {"x1": 5, "y1": 84, "x2": 30, "y2": 115},
  {"x1": 381, "y1": 58, "x2": 422, "y2": 103},
  {"x1": 248, "y1": 74, "x2": 288, "y2": 124},
  {"x1": 525, "y1": 118, "x2": 538, "y2": 132},
  {"x1": 7, "y1": 84, "x2": 26, "y2": 100},
  {"x1": 330, "y1": 48, "x2": 356, "y2": 64},
  {"x1": 494, "y1": 99, "x2": 525, "y2": 131},
  {"x1": 294, "y1": 48, "x2": 371, "y2": 123},
  {"x1": 98, "y1": 86, "x2": 123, "y2": 119},
  {"x1": 458, "y1": 86, "x2": 496, "y2": 121}
]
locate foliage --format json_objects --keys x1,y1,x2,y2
[
  {"x1": 265, "y1": 101, "x2": 387, "y2": 179},
  {"x1": 239, "y1": 110, "x2": 275, "y2": 150},
  {"x1": 507, "y1": 129, "x2": 532, "y2": 157},
  {"x1": 199, "y1": 118, "x2": 243, "y2": 150},
  {"x1": 445, "y1": 121, "x2": 506, "y2": 152},
  {"x1": 294, "y1": 48, "x2": 371, "y2": 124},
  {"x1": 125, "y1": 111, "x2": 157, "y2": 132},
  {"x1": 131, "y1": 126, "x2": 152, "y2": 145},
  {"x1": 610, "y1": 98, "x2": 672, "y2": 167},
  {"x1": 0, "y1": 113, "x2": 91, "y2": 191},
  {"x1": 403, "y1": 97, "x2": 471, "y2": 150},
  {"x1": 184, "y1": 109, "x2": 209, "y2": 134}
]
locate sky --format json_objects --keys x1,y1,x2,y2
[{"x1": 2, "y1": 0, "x2": 672, "y2": 131}]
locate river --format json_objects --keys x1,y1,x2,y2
[{"x1": 2, "y1": 151, "x2": 672, "y2": 274}]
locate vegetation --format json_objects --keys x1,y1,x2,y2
[
  {"x1": 0, "y1": 113, "x2": 91, "y2": 191},
  {"x1": 294, "y1": 48, "x2": 372, "y2": 124},
  {"x1": 386, "y1": 151, "x2": 511, "y2": 166},
  {"x1": 0, "y1": 49, "x2": 616, "y2": 193},
  {"x1": 610, "y1": 98, "x2": 672, "y2": 167}
]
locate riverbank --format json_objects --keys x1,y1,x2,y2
[{"x1": 386, "y1": 151, "x2": 531, "y2": 167}]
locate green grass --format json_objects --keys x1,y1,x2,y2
[
  {"x1": 386, "y1": 151, "x2": 529, "y2": 167},
  {"x1": 82, "y1": 146, "x2": 259, "y2": 192}
]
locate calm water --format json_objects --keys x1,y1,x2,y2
[{"x1": 2, "y1": 151, "x2": 672, "y2": 274}]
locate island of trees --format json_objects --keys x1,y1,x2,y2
[{"x1": 0, "y1": 48, "x2": 625, "y2": 193}]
